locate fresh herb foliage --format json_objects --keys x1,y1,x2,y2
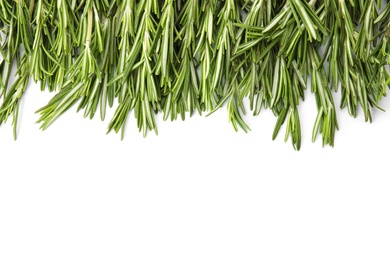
[{"x1": 0, "y1": 0, "x2": 389, "y2": 149}]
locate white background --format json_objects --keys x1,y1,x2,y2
[{"x1": 0, "y1": 80, "x2": 390, "y2": 260}]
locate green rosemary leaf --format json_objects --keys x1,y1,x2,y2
[{"x1": 289, "y1": 0, "x2": 319, "y2": 41}]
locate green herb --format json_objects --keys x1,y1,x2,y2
[{"x1": 0, "y1": 0, "x2": 389, "y2": 149}]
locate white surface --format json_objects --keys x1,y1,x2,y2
[{"x1": 0, "y1": 81, "x2": 390, "y2": 260}]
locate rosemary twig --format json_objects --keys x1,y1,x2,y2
[
  {"x1": 107, "y1": 0, "x2": 161, "y2": 138},
  {"x1": 166, "y1": 0, "x2": 200, "y2": 121}
]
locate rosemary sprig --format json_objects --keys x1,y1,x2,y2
[
  {"x1": 0, "y1": 0, "x2": 33, "y2": 139},
  {"x1": 195, "y1": 0, "x2": 217, "y2": 112},
  {"x1": 208, "y1": 0, "x2": 252, "y2": 132},
  {"x1": 37, "y1": 2, "x2": 104, "y2": 130},
  {"x1": 107, "y1": 0, "x2": 161, "y2": 138},
  {"x1": 165, "y1": 0, "x2": 200, "y2": 121},
  {"x1": 309, "y1": 44, "x2": 338, "y2": 147}
]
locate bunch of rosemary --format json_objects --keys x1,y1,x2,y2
[{"x1": 0, "y1": 0, "x2": 389, "y2": 149}]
